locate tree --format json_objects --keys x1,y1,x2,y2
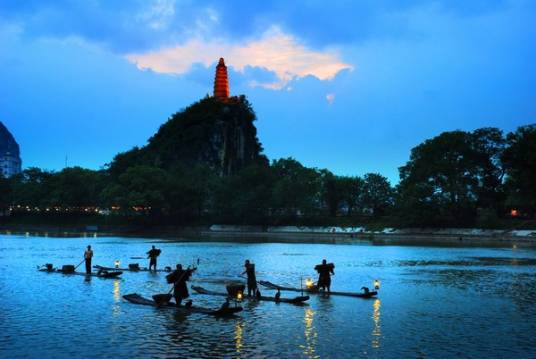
[
  {"x1": 502, "y1": 124, "x2": 536, "y2": 215},
  {"x1": 471, "y1": 128, "x2": 506, "y2": 214},
  {"x1": 45, "y1": 167, "x2": 105, "y2": 207},
  {"x1": 320, "y1": 171, "x2": 363, "y2": 216},
  {"x1": 361, "y1": 173, "x2": 394, "y2": 216},
  {"x1": 0, "y1": 174, "x2": 12, "y2": 212},
  {"x1": 166, "y1": 165, "x2": 219, "y2": 219},
  {"x1": 106, "y1": 147, "x2": 143, "y2": 180},
  {"x1": 9, "y1": 168, "x2": 53, "y2": 207},
  {"x1": 397, "y1": 128, "x2": 510, "y2": 225},
  {"x1": 101, "y1": 165, "x2": 170, "y2": 213},
  {"x1": 339, "y1": 176, "x2": 364, "y2": 215},
  {"x1": 214, "y1": 164, "x2": 276, "y2": 223},
  {"x1": 398, "y1": 131, "x2": 481, "y2": 224},
  {"x1": 320, "y1": 170, "x2": 344, "y2": 216},
  {"x1": 271, "y1": 158, "x2": 322, "y2": 217}
]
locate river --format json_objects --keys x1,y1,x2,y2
[{"x1": 1, "y1": 233, "x2": 535, "y2": 358}]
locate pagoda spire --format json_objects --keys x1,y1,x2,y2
[{"x1": 213, "y1": 57, "x2": 230, "y2": 99}]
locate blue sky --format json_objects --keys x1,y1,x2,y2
[{"x1": 0, "y1": 0, "x2": 534, "y2": 183}]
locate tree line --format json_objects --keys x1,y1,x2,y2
[{"x1": 1, "y1": 124, "x2": 534, "y2": 227}]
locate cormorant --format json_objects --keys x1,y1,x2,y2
[
  {"x1": 275, "y1": 289, "x2": 281, "y2": 302},
  {"x1": 220, "y1": 298, "x2": 230, "y2": 310}
]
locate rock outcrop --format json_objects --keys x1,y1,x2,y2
[
  {"x1": 148, "y1": 96, "x2": 267, "y2": 176},
  {"x1": 111, "y1": 96, "x2": 267, "y2": 176}
]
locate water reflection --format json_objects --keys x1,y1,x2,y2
[
  {"x1": 112, "y1": 280, "x2": 121, "y2": 317},
  {"x1": 371, "y1": 299, "x2": 381, "y2": 349},
  {"x1": 301, "y1": 308, "x2": 319, "y2": 359},
  {"x1": 3, "y1": 234, "x2": 536, "y2": 358},
  {"x1": 113, "y1": 280, "x2": 121, "y2": 302},
  {"x1": 235, "y1": 320, "x2": 244, "y2": 357}
]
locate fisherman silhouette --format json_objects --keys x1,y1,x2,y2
[{"x1": 315, "y1": 259, "x2": 335, "y2": 293}]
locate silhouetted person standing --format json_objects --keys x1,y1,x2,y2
[
  {"x1": 315, "y1": 259, "x2": 335, "y2": 293},
  {"x1": 242, "y1": 260, "x2": 257, "y2": 297},
  {"x1": 168, "y1": 264, "x2": 194, "y2": 307},
  {"x1": 146, "y1": 245, "x2": 161, "y2": 270},
  {"x1": 84, "y1": 245, "x2": 93, "y2": 274}
]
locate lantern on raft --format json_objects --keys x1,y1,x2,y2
[
  {"x1": 115, "y1": 260, "x2": 120, "y2": 269},
  {"x1": 374, "y1": 279, "x2": 380, "y2": 290}
]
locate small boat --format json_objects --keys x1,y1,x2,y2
[
  {"x1": 38, "y1": 267, "x2": 123, "y2": 279},
  {"x1": 191, "y1": 285, "x2": 310, "y2": 304},
  {"x1": 259, "y1": 280, "x2": 378, "y2": 298},
  {"x1": 94, "y1": 264, "x2": 172, "y2": 273},
  {"x1": 122, "y1": 293, "x2": 243, "y2": 317}
]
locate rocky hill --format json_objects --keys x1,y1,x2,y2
[{"x1": 110, "y1": 96, "x2": 267, "y2": 176}]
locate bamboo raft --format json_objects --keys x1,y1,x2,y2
[
  {"x1": 123, "y1": 293, "x2": 243, "y2": 317},
  {"x1": 259, "y1": 280, "x2": 378, "y2": 298},
  {"x1": 94, "y1": 264, "x2": 172, "y2": 273},
  {"x1": 192, "y1": 285, "x2": 310, "y2": 304},
  {"x1": 38, "y1": 267, "x2": 123, "y2": 279}
]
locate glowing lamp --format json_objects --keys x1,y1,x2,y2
[
  {"x1": 374, "y1": 279, "x2": 380, "y2": 290},
  {"x1": 305, "y1": 278, "x2": 314, "y2": 289},
  {"x1": 115, "y1": 260, "x2": 120, "y2": 268},
  {"x1": 237, "y1": 292, "x2": 243, "y2": 301}
]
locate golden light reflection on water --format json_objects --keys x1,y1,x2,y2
[
  {"x1": 300, "y1": 308, "x2": 319, "y2": 359},
  {"x1": 112, "y1": 280, "x2": 121, "y2": 317},
  {"x1": 113, "y1": 280, "x2": 121, "y2": 302},
  {"x1": 235, "y1": 320, "x2": 244, "y2": 357},
  {"x1": 371, "y1": 299, "x2": 381, "y2": 349}
]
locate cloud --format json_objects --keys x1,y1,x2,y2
[
  {"x1": 0, "y1": 0, "x2": 514, "y2": 56},
  {"x1": 135, "y1": 0, "x2": 176, "y2": 30},
  {"x1": 126, "y1": 26, "x2": 353, "y2": 89}
]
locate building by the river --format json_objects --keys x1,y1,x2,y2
[{"x1": 0, "y1": 122, "x2": 22, "y2": 177}]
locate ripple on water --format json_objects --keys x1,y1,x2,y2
[{"x1": 1, "y1": 234, "x2": 536, "y2": 358}]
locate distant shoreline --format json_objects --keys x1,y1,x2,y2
[{"x1": 1, "y1": 223, "x2": 535, "y2": 246}]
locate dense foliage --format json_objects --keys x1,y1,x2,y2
[
  {"x1": 0, "y1": 95, "x2": 534, "y2": 227},
  {"x1": 0, "y1": 160, "x2": 395, "y2": 225},
  {"x1": 396, "y1": 125, "x2": 535, "y2": 226}
]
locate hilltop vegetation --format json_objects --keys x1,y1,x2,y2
[{"x1": 109, "y1": 96, "x2": 267, "y2": 177}]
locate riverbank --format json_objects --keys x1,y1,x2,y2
[
  {"x1": 1, "y1": 223, "x2": 535, "y2": 245},
  {"x1": 203, "y1": 225, "x2": 536, "y2": 246}
]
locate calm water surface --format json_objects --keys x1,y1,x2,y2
[{"x1": 1, "y1": 233, "x2": 536, "y2": 358}]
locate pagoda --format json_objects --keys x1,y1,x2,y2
[{"x1": 213, "y1": 58, "x2": 230, "y2": 100}]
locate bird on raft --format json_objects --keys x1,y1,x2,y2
[{"x1": 275, "y1": 289, "x2": 281, "y2": 302}]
